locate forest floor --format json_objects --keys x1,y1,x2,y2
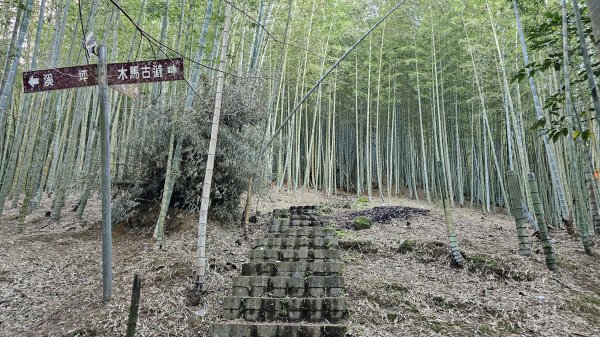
[{"x1": 1, "y1": 187, "x2": 600, "y2": 337}]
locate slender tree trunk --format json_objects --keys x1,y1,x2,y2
[
  {"x1": 98, "y1": 45, "x2": 113, "y2": 303},
  {"x1": 0, "y1": 0, "x2": 34, "y2": 188},
  {"x1": 366, "y1": 35, "x2": 373, "y2": 199},
  {"x1": 415, "y1": 35, "x2": 430, "y2": 201},
  {"x1": 355, "y1": 53, "x2": 362, "y2": 196},
  {"x1": 561, "y1": 0, "x2": 593, "y2": 254},
  {"x1": 375, "y1": 24, "x2": 386, "y2": 201},
  {"x1": 437, "y1": 161, "x2": 464, "y2": 267},
  {"x1": 528, "y1": 173, "x2": 557, "y2": 270},
  {"x1": 154, "y1": 0, "x2": 214, "y2": 243},
  {"x1": 513, "y1": 0, "x2": 571, "y2": 223},
  {"x1": 194, "y1": 0, "x2": 232, "y2": 294},
  {"x1": 586, "y1": 0, "x2": 600, "y2": 51},
  {"x1": 1, "y1": 0, "x2": 45, "y2": 215},
  {"x1": 0, "y1": 1, "x2": 22, "y2": 97},
  {"x1": 507, "y1": 171, "x2": 531, "y2": 256},
  {"x1": 487, "y1": 2, "x2": 531, "y2": 208},
  {"x1": 573, "y1": 0, "x2": 600, "y2": 123}
]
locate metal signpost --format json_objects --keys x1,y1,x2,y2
[{"x1": 23, "y1": 52, "x2": 184, "y2": 302}]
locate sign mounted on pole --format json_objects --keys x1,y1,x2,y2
[
  {"x1": 107, "y1": 58, "x2": 184, "y2": 86},
  {"x1": 23, "y1": 57, "x2": 184, "y2": 94},
  {"x1": 20, "y1": 52, "x2": 186, "y2": 303},
  {"x1": 23, "y1": 64, "x2": 97, "y2": 93}
]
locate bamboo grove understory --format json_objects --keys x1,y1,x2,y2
[{"x1": 1, "y1": 0, "x2": 600, "y2": 293}]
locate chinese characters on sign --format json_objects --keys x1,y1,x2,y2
[
  {"x1": 108, "y1": 58, "x2": 183, "y2": 85},
  {"x1": 106, "y1": 58, "x2": 183, "y2": 85},
  {"x1": 23, "y1": 64, "x2": 97, "y2": 93},
  {"x1": 23, "y1": 58, "x2": 184, "y2": 93}
]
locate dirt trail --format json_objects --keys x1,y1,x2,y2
[{"x1": 1, "y1": 188, "x2": 599, "y2": 336}]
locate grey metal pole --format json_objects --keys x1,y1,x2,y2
[{"x1": 97, "y1": 45, "x2": 113, "y2": 303}]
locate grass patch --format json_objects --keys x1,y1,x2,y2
[
  {"x1": 566, "y1": 293, "x2": 600, "y2": 325},
  {"x1": 323, "y1": 223, "x2": 336, "y2": 230},
  {"x1": 332, "y1": 201, "x2": 352, "y2": 209},
  {"x1": 356, "y1": 197, "x2": 369, "y2": 203},
  {"x1": 341, "y1": 250, "x2": 363, "y2": 263},
  {"x1": 395, "y1": 240, "x2": 450, "y2": 263},
  {"x1": 467, "y1": 253, "x2": 534, "y2": 281},
  {"x1": 430, "y1": 295, "x2": 467, "y2": 309},
  {"x1": 398, "y1": 239, "x2": 416, "y2": 254},
  {"x1": 496, "y1": 318, "x2": 524, "y2": 334},
  {"x1": 385, "y1": 282, "x2": 409, "y2": 293},
  {"x1": 430, "y1": 322, "x2": 445, "y2": 333},
  {"x1": 402, "y1": 300, "x2": 420, "y2": 313},
  {"x1": 338, "y1": 240, "x2": 377, "y2": 253},
  {"x1": 478, "y1": 324, "x2": 494, "y2": 335},
  {"x1": 336, "y1": 229, "x2": 354, "y2": 239},
  {"x1": 0, "y1": 270, "x2": 9, "y2": 283},
  {"x1": 352, "y1": 216, "x2": 372, "y2": 230},
  {"x1": 469, "y1": 253, "x2": 499, "y2": 268},
  {"x1": 352, "y1": 283, "x2": 406, "y2": 307},
  {"x1": 556, "y1": 257, "x2": 579, "y2": 270}
]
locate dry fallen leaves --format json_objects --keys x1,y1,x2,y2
[{"x1": 0, "y1": 189, "x2": 599, "y2": 336}]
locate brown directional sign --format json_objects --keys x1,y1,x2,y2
[
  {"x1": 23, "y1": 64, "x2": 97, "y2": 93},
  {"x1": 23, "y1": 57, "x2": 184, "y2": 94},
  {"x1": 106, "y1": 58, "x2": 184, "y2": 86}
]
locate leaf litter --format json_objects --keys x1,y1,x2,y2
[{"x1": 0, "y1": 189, "x2": 599, "y2": 336}]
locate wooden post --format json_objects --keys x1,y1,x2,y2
[
  {"x1": 240, "y1": 176, "x2": 253, "y2": 241},
  {"x1": 98, "y1": 45, "x2": 113, "y2": 302},
  {"x1": 126, "y1": 273, "x2": 143, "y2": 337}
]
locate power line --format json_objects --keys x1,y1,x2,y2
[
  {"x1": 263, "y1": 0, "x2": 409, "y2": 151},
  {"x1": 107, "y1": 0, "x2": 234, "y2": 77},
  {"x1": 107, "y1": 0, "x2": 317, "y2": 88}
]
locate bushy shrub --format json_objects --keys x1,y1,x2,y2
[{"x1": 119, "y1": 77, "x2": 267, "y2": 222}]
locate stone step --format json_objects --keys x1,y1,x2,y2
[
  {"x1": 231, "y1": 276, "x2": 344, "y2": 298},
  {"x1": 209, "y1": 322, "x2": 346, "y2": 337},
  {"x1": 241, "y1": 261, "x2": 342, "y2": 277},
  {"x1": 265, "y1": 227, "x2": 336, "y2": 238},
  {"x1": 208, "y1": 206, "x2": 347, "y2": 337},
  {"x1": 252, "y1": 237, "x2": 339, "y2": 250},
  {"x1": 220, "y1": 297, "x2": 347, "y2": 323},
  {"x1": 249, "y1": 249, "x2": 340, "y2": 263},
  {"x1": 270, "y1": 219, "x2": 324, "y2": 228},
  {"x1": 274, "y1": 215, "x2": 320, "y2": 221},
  {"x1": 289, "y1": 205, "x2": 320, "y2": 214}
]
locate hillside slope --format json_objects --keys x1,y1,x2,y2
[{"x1": 1, "y1": 189, "x2": 599, "y2": 336}]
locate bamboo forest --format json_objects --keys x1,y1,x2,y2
[{"x1": 2, "y1": 0, "x2": 600, "y2": 335}]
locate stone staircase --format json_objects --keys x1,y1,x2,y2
[{"x1": 209, "y1": 206, "x2": 348, "y2": 337}]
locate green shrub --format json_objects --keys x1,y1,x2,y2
[
  {"x1": 353, "y1": 216, "x2": 372, "y2": 230},
  {"x1": 118, "y1": 79, "x2": 266, "y2": 222}
]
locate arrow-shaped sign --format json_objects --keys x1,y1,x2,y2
[
  {"x1": 23, "y1": 58, "x2": 184, "y2": 94},
  {"x1": 28, "y1": 76, "x2": 39, "y2": 88}
]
